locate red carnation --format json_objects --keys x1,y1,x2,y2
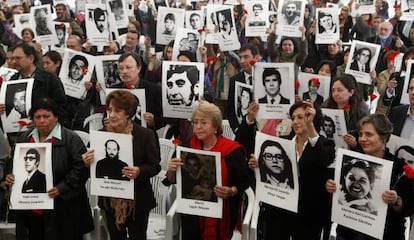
[
  {"x1": 0, "y1": 76, "x2": 4, "y2": 84},
  {"x1": 207, "y1": 56, "x2": 217, "y2": 65},
  {"x1": 249, "y1": 60, "x2": 256, "y2": 65},
  {"x1": 369, "y1": 93, "x2": 377, "y2": 101},
  {"x1": 387, "y1": 51, "x2": 400, "y2": 62},
  {"x1": 197, "y1": 28, "x2": 203, "y2": 33},
  {"x1": 243, "y1": 9, "x2": 248, "y2": 14},
  {"x1": 343, "y1": 103, "x2": 351, "y2": 109},
  {"x1": 81, "y1": 66, "x2": 88, "y2": 75},
  {"x1": 403, "y1": 165, "x2": 414, "y2": 179},
  {"x1": 17, "y1": 120, "x2": 28, "y2": 126},
  {"x1": 172, "y1": 138, "x2": 182, "y2": 146},
  {"x1": 59, "y1": 22, "x2": 65, "y2": 28},
  {"x1": 294, "y1": 80, "x2": 300, "y2": 89},
  {"x1": 98, "y1": 105, "x2": 106, "y2": 113},
  {"x1": 394, "y1": 4, "x2": 400, "y2": 9},
  {"x1": 384, "y1": 47, "x2": 390, "y2": 53},
  {"x1": 310, "y1": 78, "x2": 320, "y2": 87},
  {"x1": 126, "y1": 83, "x2": 133, "y2": 89}
]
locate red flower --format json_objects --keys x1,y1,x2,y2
[
  {"x1": 387, "y1": 51, "x2": 400, "y2": 62},
  {"x1": 403, "y1": 165, "x2": 414, "y2": 179},
  {"x1": 0, "y1": 76, "x2": 4, "y2": 84},
  {"x1": 126, "y1": 83, "x2": 133, "y2": 89},
  {"x1": 17, "y1": 120, "x2": 28, "y2": 126},
  {"x1": 369, "y1": 93, "x2": 377, "y2": 101},
  {"x1": 343, "y1": 103, "x2": 351, "y2": 109},
  {"x1": 81, "y1": 66, "x2": 88, "y2": 75},
  {"x1": 367, "y1": 21, "x2": 372, "y2": 27},
  {"x1": 249, "y1": 60, "x2": 256, "y2": 65},
  {"x1": 59, "y1": 22, "x2": 65, "y2": 28},
  {"x1": 384, "y1": 47, "x2": 389, "y2": 53},
  {"x1": 98, "y1": 105, "x2": 106, "y2": 113},
  {"x1": 243, "y1": 9, "x2": 248, "y2": 14},
  {"x1": 197, "y1": 28, "x2": 203, "y2": 33},
  {"x1": 310, "y1": 78, "x2": 320, "y2": 87},
  {"x1": 393, "y1": 4, "x2": 400, "y2": 9},
  {"x1": 206, "y1": 56, "x2": 217, "y2": 65},
  {"x1": 172, "y1": 138, "x2": 182, "y2": 146},
  {"x1": 294, "y1": 80, "x2": 300, "y2": 89}
]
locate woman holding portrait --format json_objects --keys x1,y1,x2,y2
[
  {"x1": 165, "y1": 100, "x2": 250, "y2": 240},
  {"x1": 82, "y1": 90, "x2": 161, "y2": 240},
  {"x1": 5, "y1": 98, "x2": 93, "y2": 240},
  {"x1": 326, "y1": 114, "x2": 414, "y2": 240}
]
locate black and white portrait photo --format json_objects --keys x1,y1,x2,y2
[
  {"x1": 254, "y1": 132, "x2": 299, "y2": 212},
  {"x1": 108, "y1": 0, "x2": 125, "y2": 21},
  {"x1": 180, "y1": 151, "x2": 218, "y2": 202},
  {"x1": 13, "y1": 14, "x2": 33, "y2": 38},
  {"x1": 401, "y1": 0, "x2": 414, "y2": 20},
  {"x1": 357, "y1": 0, "x2": 376, "y2": 14},
  {"x1": 162, "y1": 61, "x2": 204, "y2": 119},
  {"x1": 33, "y1": 7, "x2": 51, "y2": 36},
  {"x1": 345, "y1": 40, "x2": 380, "y2": 84},
  {"x1": 400, "y1": 59, "x2": 414, "y2": 104},
  {"x1": 172, "y1": 28, "x2": 201, "y2": 61},
  {"x1": 234, "y1": 82, "x2": 253, "y2": 125},
  {"x1": 277, "y1": 0, "x2": 305, "y2": 37},
  {"x1": 156, "y1": 7, "x2": 185, "y2": 45},
  {"x1": 30, "y1": 5, "x2": 57, "y2": 47},
  {"x1": 321, "y1": 115, "x2": 336, "y2": 139},
  {"x1": 85, "y1": 4, "x2": 110, "y2": 48},
  {"x1": 0, "y1": 78, "x2": 34, "y2": 133},
  {"x1": 176, "y1": 146, "x2": 223, "y2": 218},
  {"x1": 90, "y1": 131, "x2": 134, "y2": 199},
  {"x1": 297, "y1": 72, "x2": 330, "y2": 108},
  {"x1": 10, "y1": 143, "x2": 53, "y2": 210},
  {"x1": 386, "y1": 135, "x2": 414, "y2": 169},
  {"x1": 205, "y1": 4, "x2": 222, "y2": 44},
  {"x1": 95, "y1": 54, "x2": 122, "y2": 92},
  {"x1": 185, "y1": 11, "x2": 203, "y2": 30},
  {"x1": 53, "y1": 22, "x2": 68, "y2": 48},
  {"x1": 245, "y1": 0, "x2": 269, "y2": 37},
  {"x1": 96, "y1": 139, "x2": 130, "y2": 181},
  {"x1": 315, "y1": 8, "x2": 340, "y2": 44},
  {"x1": 332, "y1": 148, "x2": 393, "y2": 240},
  {"x1": 59, "y1": 49, "x2": 95, "y2": 99},
  {"x1": 255, "y1": 63, "x2": 295, "y2": 119},
  {"x1": 216, "y1": 7, "x2": 240, "y2": 51},
  {"x1": 320, "y1": 108, "x2": 348, "y2": 150}
]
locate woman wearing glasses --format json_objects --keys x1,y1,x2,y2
[
  {"x1": 249, "y1": 101, "x2": 335, "y2": 240},
  {"x1": 326, "y1": 114, "x2": 414, "y2": 240}
]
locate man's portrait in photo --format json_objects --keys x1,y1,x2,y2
[
  {"x1": 104, "y1": 61, "x2": 122, "y2": 87},
  {"x1": 22, "y1": 148, "x2": 46, "y2": 194},
  {"x1": 109, "y1": 0, "x2": 124, "y2": 21},
  {"x1": 216, "y1": 9, "x2": 235, "y2": 40},
  {"x1": 248, "y1": 4, "x2": 266, "y2": 26},
  {"x1": 96, "y1": 139, "x2": 129, "y2": 181},
  {"x1": 163, "y1": 13, "x2": 176, "y2": 35},
  {"x1": 350, "y1": 47, "x2": 372, "y2": 73},
  {"x1": 237, "y1": 86, "x2": 253, "y2": 124},
  {"x1": 258, "y1": 140, "x2": 294, "y2": 189},
  {"x1": 396, "y1": 146, "x2": 414, "y2": 169},
  {"x1": 258, "y1": 68, "x2": 290, "y2": 104},
  {"x1": 68, "y1": 55, "x2": 88, "y2": 85},
  {"x1": 55, "y1": 24, "x2": 66, "y2": 48},
  {"x1": 338, "y1": 158, "x2": 379, "y2": 216},
  {"x1": 181, "y1": 152, "x2": 217, "y2": 202},
  {"x1": 321, "y1": 115, "x2": 336, "y2": 139},
  {"x1": 178, "y1": 32, "x2": 199, "y2": 54},
  {"x1": 166, "y1": 65, "x2": 200, "y2": 106},
  {"x1": 302, "y1": 78, "x2": 323, "y2": 106},
  {"x1": 93, "y1": 8, "x2": 107, "y2": 34},
  {"x1": 404, "y1": 0, "x2": 414, "y2": 12},
  {"x1": 189, "y1": 13, "x2": 202, "y2": 30},
  {"x1": 6, "y1": 84, "x2": 27, "y2": 122},
  {"x1": 34, "y1": 8, "x2": 51, "y2": 36},
  {"x1": 318, "y1": 11, "x2": 337, "y2": 35},
  {"x1": 280, "y1": 1, "x2": 301, "y2": 26}
]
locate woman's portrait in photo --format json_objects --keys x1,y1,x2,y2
[
  {"x1": 258, "y1": 140, "x2": 294, "y2": 189},
  {"x1": 68, "y1": 55, "x2": 88, "y2": 85},
  {"x1": 339, "y1": 157, "x2": 380, "y2": 216},
  {"x1": 181, "y1": 152, "x2": 218, "y2": 202},
  {"x1": 236, "y1": 86, "x2": 253, "y2": 124},
  {"x1": 318, "y1": 11, "x2": 337, "y2": 35}
]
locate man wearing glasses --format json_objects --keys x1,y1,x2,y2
[{"x1": 22, "y1": 148, "x2": 46, "y2": 194}]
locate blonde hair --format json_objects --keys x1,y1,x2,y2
[{"x1": 192, "y1": 100, "x2": 223, "y2": 135}]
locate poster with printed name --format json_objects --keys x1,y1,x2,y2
[
  {"x1": 13, "y1": 14, "x2": 34, "y2": 38},
  {"x1": 245, "y1": 0, "x2": 269, "y2": 37},
  {"x1": 85, "y1": 3, "x2": 111, "y2": 49},
  {"x1": 357, "y1": 0, "x2": 376, "y2": 14},
  {"x1": 331, "y1": 148, "x2": 393, "y2": 240},
  {"x1": 205, "y1": 4, "x2": 221, "y2": 44},
  {"x1": 276, "y1": 0, "x2": 305, "y2": 37},
  {"x1": 321, "y1": 108, "x2": 348, "y2": 151},
  {"x1": 255, "y1": 132, "x2": 299, "y2": 213},
  {"x1": 156, "y1": 7, "x2": 185, "y2": 45},
  {"x1": 52, "y1": 22, "x2": 70, "y2": 49},
  {"x1": 94, "y1": 54, "x2": 122, "y2": 91},
  {"x1": 59, "y1": 49, "x2": 95, "y2": 99},
  {"x1": 315, "y1": 7, "x2": 340, "y2": 44},
  {"x1": 176, "y1": 146, "x2": 222, "y2": 218},
  {"x1": 297, "y1": 72, "x2": 330, "y2": 107},
  {"x1": 172, "y1": 28, "x2": 202, "y2": 62},
  {"x1": 386, "y1": 135, "x2": 414, "y2": 169},
  {"x1": 0, "y1": 67, "x2": 18, "y2": 82},
  {"x1": 345, "y1": 40, "x2": 380, "y2": 84},
  {"x1": 400, "y1": 59, "x2": 414, "y2": 105},
  {"x1": 254, "y1": 62, "x2": 295, "y2": 119},
  {"x1": 401, "y1": 0, "x2": 414, "y2": 20},
  {"x1": 90, "y1": 130, "x2": 135, "y2": 200},
  {"x1": 162, "y1": 61, "x2": 204, "y2": 119},
  {"x1": 0, "y1": 78, "x2": 34, "y2": 133},
  {"x1": 234, "y1": 82, "x2": 253, "y2": 125},
  {"x1": 215, "y1": 6, "x2": 240, "y2": 51},
  {"x1": 10, "y1": 143, "x2": 53, "y2": 209}
]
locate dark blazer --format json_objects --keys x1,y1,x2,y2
[
  {"x1": 387, "y1": 104, "x2": 409, "y2": 136},
  {"x1": 95, "y1": 157, "x2": 129, "y2": 181},
  {"x1": 302, "y1": 92, "x2": 324, "y2": 107},
  {"x1": 367, "y1": 35, "x2": 407, "y2": 73},
  {"x1": 22, "y1": 170, "x2": 46, "y2": 193},
  {"x1": 226, "y1": 72, "x2": 248, "y2": 133},
  {"x1": 349, "y1": 60, "x2": 370, "y2": 73},
  {"x1": 383, "y1": 75, "x2": 405, "y2": 108},
  {"x1": 258, "y1": 95, "x2": 290, "y2": 104}
]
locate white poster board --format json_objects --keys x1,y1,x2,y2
[
  {"x1": 386, "y1": 135, "x2": 414, "y2": 169},
  {"x1": 297, "y1": 72, "x2": 330, "y2": 107},
  {"x1": 357, "y1": 0, "x2": 376, "y2": 14},
  {"x1": 156, "y1": 7, "x2": 185, "y2": 45},
  {"x1": 276, "y1": 0, "x2": 305, "y2": 37},
  {"x1": 215, "y1": 6, "x2": 240, "y2": 51},
  {"x1": 30, "y1": 5, "x2": 58, "y2": 47},
  {"x1": 245, "y1": 0, "x2": 269, "y2": 37},
  {"x1": 315, "y1": 7, "x2": 340, "y2": 44},
  {"x1": 321, "y1": 108, "x2": 348, "y2": 150},
  {"x1": 401, "y1": 60, "x2": 414, "y2": 105}
]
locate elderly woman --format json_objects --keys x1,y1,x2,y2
[
  {"x1": 249, "y1": 101, "x2": 335, "y2": 240},
  {"x1": 5, "y1": 98, "x2": 93, "y2": 240},
  {"x1": 165, "y1": 100, "x2": 250, "y2": 240},
  {"x1": 326, "y1": 114, "x2": 414, "y2": 240},
  {"x1": 82, "y1": 90, "x2": 160, "y2": 240}
]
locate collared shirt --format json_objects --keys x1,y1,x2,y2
[
  {"x1": 18, "y1": 67, "x2": 36, "y2": 79},
  {"x1": 267, "y1": 95, "x2": 281, "y2": 105},
  {"x1": 243, "y1": 72, "x2": 252, "y2": 85},
  {"x1": 29, "y1": 123, "x2": 62, "y2": 143},
  {"x1": 26, "y1": 169, "x2": 38, "y2": 182},
  {"x1": 400, "y1": 107, "x2": 414, "y2": 141},
  {"x1": 292, "y1": 134, "x2": 319, "y2": 162}
]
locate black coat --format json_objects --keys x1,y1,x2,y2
[
  {"x1": 22, "y1": 170, "x2": 46, "y2": 193},
  {"x1": 387, "y1": 104, "x2": 409, "y2": 136},
  {"x1": 227, "y1": 72, "x2": 248, "y2": 133}
]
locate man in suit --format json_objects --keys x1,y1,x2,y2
[
  {"x1": 302, "y1": 78, "x2": 324, "y2": 107},
  {"x1": 349, "y1": 47, "x2": 372, "y2": 73},
  {"x1": 96, "y1": 139, "x2": 129, "y2": 181},
  {"x1": 22, "y1": 148, "x2": 46, "y2": 193},
  {"x1": 258, "y1": 68, "x2": 290, "y2": 104}
]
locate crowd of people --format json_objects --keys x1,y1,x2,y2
[{"x1": 0, "y1": 0, "x2": 413, "y2": 239}]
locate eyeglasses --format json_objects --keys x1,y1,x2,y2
[
  {"x1": 263, "y1": 153, "x2": 284, "y2": 162},
  {"x1": 24, "y1": 156, "x2": 37, "y2": 161},
  {"x1": 11, "y1": 56, "x2": 25, "y2": 61}
]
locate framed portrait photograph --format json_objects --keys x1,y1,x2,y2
[
  {"x1": 245, "y1": 0, "x2": 269, "y2": 37},
  {"x1": 0, "y1": 66, "x2": 18, "y2": 82},
  {"x1": 254, "y1": 62, "x2": 295, "y2": 119},
  {"x1": 59, "y1": 49, "x2": 95, "y2": 99},
  {"x1": 0, "y1": 78, "x2": 34, "y2": 133},
  {"x1": 215, "y1": 6, "x2": 240, "y2": 51},
  {"x1": 185, "y1": 10, "x2": 204, "y2": 30},
  {"x1": 345, "y1": 40, "x2": 381, "y2": 84},
  {"x1": 90, "y1": 130, "x2": 135, "y2": 200},
  {"x1": 52, "y1": 22, "x2": 70, "y2": 49},
  {"x1": 357, "y1": 0, "x2": 376, "y2": 14},
  {"x1": 94, "y1": 54, "x2": 122, "y2": 91},
  {"x1": 106, "y1": 88, "x2": 147, "y2": 128},
  {"x1": 172, "y1": 28, "x2": 202, "y2": 62},
  {"x1": 162, "y1": 61, "x2": 205, "y2": 119},
  {"x1": 234, "y1": 81, "x2": 253, "y2": 125},
  {"x1": 254, "y1": 131, "x2": 299, "y2": 213},
  {"x1": 401, "y1": 0, "x2": 414, "y2": 20},
  {"x1": 176, "y1": 146, "x2": 223, "y2": 218},
  {"x1": 387, "y1": 135, "x2": 414, "y2": 169},
  {"x1": 30, "y1": 4, "x2": 58, "y2": 47},
  {"x1": 297, "y1": 72, "x2": 330, "y2": 107},
  {"x1": 156, "y1": 7, "x2": 185, "y2": 45},
  {"x1": 10, "y1": 143, "x2": 53, "y2": 209},
  {"x1": 107, "y1": 0, "x2": 129, "y2": 28},
  {"x1": 276, "y1": 0, "x2": 305, "y2": 37},
  {"x1": 331, "y1": 148, "x2": 393, "y2": 240},
  {"x1": 315, "y1": 7, "x2": 340, "y2": 44},
  {"x1": 320, "y1": 108, "x2": 348, "y2": 151}
]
